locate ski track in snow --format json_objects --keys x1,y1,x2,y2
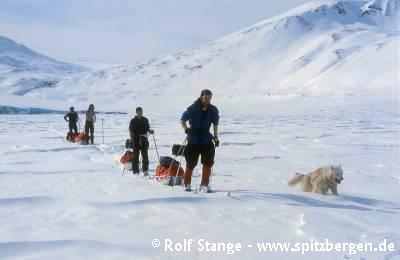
[{"x1": 0, "y1": 102, "x2": 399, "y2": 259}]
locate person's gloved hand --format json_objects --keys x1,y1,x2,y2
[
  {"x1": 185, "y1": 128, "x2": 192, "y2": 134},
  {"x1": 149, "y1": 129, "x2": 155, "y2": 135},
  {"x1": 213, "y1": 135, "x2": 219, "y2": 147}
]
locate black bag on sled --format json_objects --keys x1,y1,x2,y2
[
  {"x1": 159, "y1": 156, "x2": 180, "y2": 168},
  {"x1": 172, "y1": 144, "x2": 186, "y2": 156},
  {"x1": 125, "y1": 139, "x2": 134, "y2": 149}
]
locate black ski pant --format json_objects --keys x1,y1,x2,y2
[
  {"x1": 132, "y1": 137, "x2": 149, "y2": 173},
  {"x1": 85, "y1": 121, "x2": 94, "y2": 144},
  {"x1": 69, "y1": 122, "x2": 78, "y2": 134},
  {"x1": 184, "y1": 142, "x2": 215, "y2": 170}
]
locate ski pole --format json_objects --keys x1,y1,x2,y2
[
  {"x1": 173, "y1": 143, "x2": 187, "y2": 187},
  {"x1": 122, "y1": 161, "x2": 127, "y2": 176},
  {"x1": 209, "y1": 166, "x2": 213, "y2": 189},
  {"x1": 172, "y1": 137, "x2": 188, "y2": 188},
  {"x1": 209, "y1": 141, "x2": 219, "y2": 190},
  {"x1": 121, "y1": 145, "x2": 133, "y2": 176},
  {"x1": 78, "y1": 119, "x2": 81, "y2": 147},
  {"x1": 102, "y1": 118, "x2": 104, "y2": 144},
  {"x1": 152, "y1": 134, "x2": 160, "y2": 163}
]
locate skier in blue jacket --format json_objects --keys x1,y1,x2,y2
[{"x1": 180, "y1": 89, "x2": 220, "y2": 192}]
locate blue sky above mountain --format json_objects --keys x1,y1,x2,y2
[
  {"x1": 0, "y1": 0, "x2": 311, "y2": 64},
  {"x1": 1, "y1": 0, "x2": 397, "y2": 113}
]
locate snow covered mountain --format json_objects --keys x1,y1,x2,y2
[
  {"x1": 0, "y1": 1, "x2": 399, "y2": 259},
  {"x1": 0, "y1": 36, "x2": 85, "y2": 100},
  {"x1": 0, "y1": 0, "x2": 398, "y2": 113}
]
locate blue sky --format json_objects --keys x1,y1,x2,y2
[{"x1": 0, "y1": 0, "x2": 311, "y2": 64}]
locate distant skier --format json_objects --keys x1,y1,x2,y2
[
  {"x1": 85, "y1": 104, "x2": 96, "y2": 144},
  {"x1": 64, "y1": 106, "x2": 79, "y2": 134},
  {"x1": 181, "y1": 89, "x2": 220, "y2": 192},
  {"x1": 129, "y1": 107, "x2": 154, "y2": 176}
]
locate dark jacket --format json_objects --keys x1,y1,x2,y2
[
  {"x1": 181, "y1": 98, "x2": 219, "y2": 144},
  {"x1": 64, "y1": 112, "x2": 78, "y2": 125},
  {"x1": 129, "y1": 116, "x2": 150, "y2": 138}
]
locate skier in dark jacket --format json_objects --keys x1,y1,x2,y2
[
  {"x1": 181, "y1": 89, "x2": 220, "y2": 192},
  {"x1": 64, "y1": 106, "x2": 79, "y2": 134},
  {"x1": 129, "y1": 107, "x2": 154, "y2": 176},
  {"x1": 85, "y1": 104, "x2": 96, "y2": 144}
]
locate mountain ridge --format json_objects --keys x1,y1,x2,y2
[{"x1": 0, "y1": 0, "x2": 398, "y2": 113}]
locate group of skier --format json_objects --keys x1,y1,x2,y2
[
  {"x1": 64, "y1": 89, "x2": 219, "y2": 192},
  {"x1": 64, "y1": 104, "x2": 96, "y2": 145}
]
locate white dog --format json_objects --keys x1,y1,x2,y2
[{"x1": 288, "y1": 165, "x2": 343, "y2": 195}]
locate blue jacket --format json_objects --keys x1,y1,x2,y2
[{"x1": 181, "y1": 98, "x2": 219, "y2": 144}]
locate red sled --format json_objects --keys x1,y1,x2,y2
[{"x1": 66, "y1": 132, "x2": 85, "y2": 143}]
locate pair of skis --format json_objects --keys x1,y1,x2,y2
[{"x1": 182, "y1": 185, "x2": 213, "y2": 194}]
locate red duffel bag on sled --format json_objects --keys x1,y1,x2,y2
[
  {"x1": 120, "y1": 150, "x2": 134, "y2": 165},
  {"x1": 155, "y1": 164, "x2": 184, "y2": 180},
  {"x1": 66, "y1": 132, "x2": 85, "y2": 143},
  {"x1": 155, "y1": 156, "x2": 183, "y2": 185}
]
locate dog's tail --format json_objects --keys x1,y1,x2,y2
[{"x1": 288, "y1": 173, "x2": 306, "y2": 186}]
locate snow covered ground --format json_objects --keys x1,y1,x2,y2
[
  {"x1": 0, "y1": 0, "x2": 399, "y2": 259},
  {"x1": 0, "y1": 94, "x2": 399, "y2": 259}
]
